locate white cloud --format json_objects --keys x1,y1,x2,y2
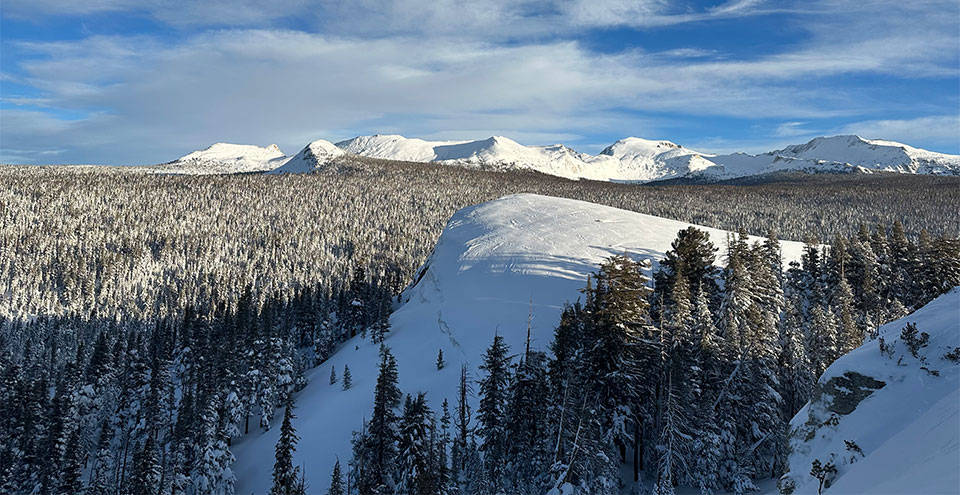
[
  {"x1": 3, "y1": 0, "x2": 958, "y2": 163},
  {"x1": 838, "y1": 115, "x2": 960, "y2": 147}
]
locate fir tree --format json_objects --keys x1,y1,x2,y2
[
  {"x1": 270, "y1": 402, "x2": 301, "y2": 495},
  {"x1": 328, "y1": 460, "x2": 344, "y2": 495},
  {"x1": 477, "y1": 334, "x2": 512, "y2": 491},
  {"x1": 353, "y1": 345, "x2": 401, "y2": 494},
  {"x1": 342, "y1": 365, "x2": 352, "y2": 391},
  {"x1": 436, "y1": 349, "x2": 445, "y2": 371},
  {"x1": 330, "y1": 366, "x2": 337, "y2": 386},
  {"x1": 131, "y1": 436, "x2": 161, "y2": 495},
  {"x1": 396, "y1": 392, "x2": 436, "y2": 495}
]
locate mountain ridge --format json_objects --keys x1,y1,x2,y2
[
  {"x1": 142, "y1": 134, "x2": 960, "y2": 181},
  {"x1": 327, "y1": 133, "x2": 960, "y2": 182}
]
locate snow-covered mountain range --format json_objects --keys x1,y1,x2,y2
[
  {"x1": 148, "y1": 134, "x2": 960, "y2": 181},
  {"x1": 231, "y1": 193, "x2": 808, "y2": 493},
  {"x1": 782, "y1": 288, "x2": 959, "y2": 494},
  {"x1": 147, "y1": 142, "x2": 287, "y2": 175},
  {"x1": 333, "y1": 134, "x2": 960, "y2": 182}
]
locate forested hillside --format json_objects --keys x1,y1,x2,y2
[{"x1": 0, "y1": 160, "x2": 957, "y2": 495}]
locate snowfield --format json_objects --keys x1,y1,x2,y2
[
  {"x1": 231, "y1": 194, "x2": 807, "y2": 493},
  {"x1": 783, "y1": 288, "x2": 960, "y2": 494}
]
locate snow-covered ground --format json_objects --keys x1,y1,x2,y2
[
  {"x1": 329, "y1": 134, "x2": 960, "y2": 182},
  {"x1": 231, "y1": 194, "x2": 807, "y2": 493},
  {"x1": 145, "y1": 143, "x2": 287, "y2": 174},
  {"x1": 783, "y1": 288, "x2": 960, "y2": 494}
]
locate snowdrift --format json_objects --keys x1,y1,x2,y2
[
  {"x1": 783, "y1": 288, "x2": 960, "y2": 494},
  {"x1": 231, "y1": 194, "x2": 806, "y2": 493}
]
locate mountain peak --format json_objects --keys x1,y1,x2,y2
[{"x1": 270, "y1": 139, "x2": 344, "y2": 174}]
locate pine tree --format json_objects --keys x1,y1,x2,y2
[
  {"x1": 330, "y1": 366, "x2": 337, "y2": 385},
  {"x1": 808, "y1": 304, "x2": 838, "y2": 376},
  {"x1": 270, "y1": 402, "x2": 301, "y2": 495},
  {"x1": 353, "y1": 345, "x2": 401, "y2": 494},
  {"x1": 342, "y1": 365, "x2": 352, "y2": 391},
  {"x1": 576, "y1": 255, "x2": 652, "y2": 491},
  {"x1": 832, "y1": 276, "x2": 861, "y2": 354},
  {"x1": 653, "y1": 227, "x2": 721, "y2": 318},
  {"x1": 450, "y1": 364, "x2": 473, "y2": 493},
  {"x1": 57, "y1": 429, "x2": 84, "y2": 495},
  {"x1": 328, "y1": 460, "x2": 344, "y2": 495},
  {"x1": 503, "y1": 351, "x2": 551, "y2": 494},
  {"x1": 396, "y1": 392, "x2": 436, "y2": 495},
  {"x1": 437, "y1": 399, "x2": 452, "y2": 495},
  {"x1": 131, "y1": 436, "x2": 161, "y2": 495},
  {"x1": 436, "y1": 349, "x2": 445, "y2": 371},
  {"x1": 193, "y1": 396, "x2": 237, "y2": 495},
  {"x1": 477, "y1": 334, "x2": 512, "y2": 491}
]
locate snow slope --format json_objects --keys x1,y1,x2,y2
[
  {"x1": 330, "y1": 134, "x2": 960, "y2": 182},
  {"x1": 782, "y1": 288, "x2": 960, "y2": 494},
  {"x1": 231, "y1": 194, "x2": 806, "y2": 493},
  {"x1": 269, "y1": 139, "x2": 344, "y2": 174},
  {"x1": 147, "y1": 143, "x2": 287, "y2": 174}
]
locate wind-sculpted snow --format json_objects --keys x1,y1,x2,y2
[
  {"x1": 783, "y1": 288, "x2": 960, "y2": 494},
  {"x1": 231, "y1": 194, "x2": 806, "y2": 493}
]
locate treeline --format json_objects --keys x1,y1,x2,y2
[{"x1": 329, "y1": 222, "x2": 958, "y2": 495}]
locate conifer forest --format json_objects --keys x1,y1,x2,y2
[{"x1": 1, "y1": 159, "x2": 958, "y2": 495}]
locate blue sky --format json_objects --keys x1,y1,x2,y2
[{"x1": 1, "y1": 0, "x2": 958, "y2": 164}]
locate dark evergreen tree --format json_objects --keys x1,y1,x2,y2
[
  {"x1": 270, "y1": 402, "x2": 301, "y2": 495},
  {"x1": 396, "y1": 392, "x2": 436, "y2": 495},
  {"x1": 131, "y1": 436, "x2": 161, "y2": 495},
  {"x1": 477, "y1": 334, "x2": 512, "y2": 491},
  {"x1": 328, "y1": 460, "x2": 344, "y2": 495},
  {"x1": 436, "y1": 349, "x2": 445, "y2": 371},
  {"x1": 342, "y1": 365, "x2": 352, "y2": 391}
]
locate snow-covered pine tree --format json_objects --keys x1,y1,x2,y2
[
  {"x1": 808, "y1": 304, "x2": 838, "y2": 377},
  {"x1": 832, "y1": 275, "x2": 861, "y2": 355},
  {"x1": 450, "y1": 364, "x2": 474, "y2": 494},
  {"x1": 131, "y1": 436, "x2": 162, "y2": 495},
  {"x1": 396, "y1": 392, "x2": 436, "y2": 494},
  {"x1": 269, "y1": 402, "x2": 300, "y2": 495},
  {"x1": 353, "y1": 345, "x2": 401, "y2": 494},
  {"x1": 503, "y1": 350, "x2": 551, "y2": 494},
  {"x1": 577, "y1": 254, "x2": 651, "y2": 491},
  {"x1": 436, "y1": 399, "x2": 452, "y2": 495},
  {"x1": 653, "y1": 227, "x2": 721, "y2": 320},
  {"x1": 477, "y1": 334, "x2": 512, "y2": 492},
  {"x1": 192, "y1": 396, "x2": 236, "y2": 495}
]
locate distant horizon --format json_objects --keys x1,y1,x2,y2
[
  {"x1": 6, "y1": 131, "x2": 959, "y2": 167},
  {"x1": 2, "y1": 0, "x2": 958, "y2": 164}
]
